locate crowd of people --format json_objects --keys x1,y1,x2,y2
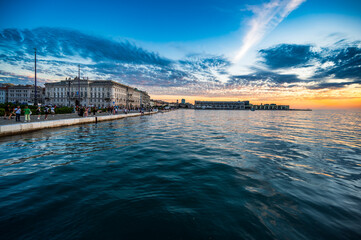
[
  {"x1": 3, "y1": 105, "x2": 56, "y2": 122},
  {"x1": 3, "y1": 104, "x2": 154, "y2": 123},
  {"x1": 75, "y1": 105, "x2": 152, "y2": 117}
]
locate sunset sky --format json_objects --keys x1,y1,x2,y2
[{"x1": 1, "y1": 0, "x2": 361, "y2": 109}]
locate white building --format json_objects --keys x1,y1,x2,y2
[
  {"x1": 7, "y1": 85, "x2": 44, "y2": 104},
  {"x1": 44, "y1": 77, "x2": 150, "y2": 108},
  {"x1": 194, "y1": 101, "x2": 249, "y2": 110},
  {"x1": 0, "y1": 87, "x2": 7, "y2": 103}
]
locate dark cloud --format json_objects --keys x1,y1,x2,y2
[
  {"x1": 0, "y1": 27, "x2": 171, "y2": 66},
  {"x1": 259, "y1": 44, "x2": 316, "y2": 69},
  {"x1": 1, "y1": 27, "x2": 360, "y2": 93},
  {"x1": 314, "y1": 46, "x2": 361, "y2": 80},
  {"x1": 257, "y1": 41, "x2": 361, "y2": 89},
  {"x1": 0, "y1": 27, "x2": 231, "y2": 91},
  {"x1": 307, "y1": 80, "x2": 361, "y2": 90},
  {"x1": 228, "y1": 70, "x2": 303, "y2": 86}
]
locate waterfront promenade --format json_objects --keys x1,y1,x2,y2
[{"x1": 0, "y1": 111, "x2": 158, "y2": 137}]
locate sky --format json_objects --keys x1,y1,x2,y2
[{"x1": 0, "y1": 0, "x2": 361, "y2": 109}]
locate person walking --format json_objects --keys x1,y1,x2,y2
[
  {"x1": 84, "y1": 106, "x2": 89, "y2": 117},
  {"x1": 4, "y1": 104, "x2": 10, "y2": 119},
  {"x1": 36, "y1": 106, "x2": 41, "y2": 120},
  {"x1": 44, "y1": 106, "x2": 49, "y2": 120},
  {"x1": 79, "y1": 107, "x2": 84, "y2": 117},
  {"x1": 51, "y1": 106, "x2": 55, "y2": 117},
  {"x1": 92, "y1": 106, "x2": 96, "y2": 116},
  {"x1": 8, "y1": 106, "x2": 15, "y2": 120},
  {"x1": 24, "y1": 106, "x2": 31, "y2": 122},
  {"x1": 15, "y1": 106, "x2": 21, "y2": 122}
]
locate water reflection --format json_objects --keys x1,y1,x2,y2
[{"x1": 0, "y1": 110, "x2": 361, "y2": 239}]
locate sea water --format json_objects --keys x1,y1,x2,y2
[{"x1": 0, "y1": 109, "x2": 360, "y2": 239}]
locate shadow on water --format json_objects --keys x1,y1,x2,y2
[{"x1": 0, "y1": 110, "x2": 361, "y2": 239}]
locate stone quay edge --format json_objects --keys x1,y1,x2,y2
[{"x1": 0, "y1": 112, "x2": 158, "y2": 137}]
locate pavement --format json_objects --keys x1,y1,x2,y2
[{"x1": 0, "y1": 111, "x2": 141, "y2": 126}]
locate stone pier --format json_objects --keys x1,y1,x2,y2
[{"x1": 0, "y1": 112, "x2": 157, "y2": 137}]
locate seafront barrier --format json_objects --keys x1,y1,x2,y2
[{"x1": 0, "y1": 111, "x2": 158, "y2": 137}]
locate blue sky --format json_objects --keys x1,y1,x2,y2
[{"x1": 1, "y1": 0, "x2": 361, "y2": 108}]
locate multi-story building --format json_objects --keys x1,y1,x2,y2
[
  {"x1": 44, "y1": 77, "x2": 150, "y2": 108},
  {"x1": 7, "y1": 85, "x2": 44, "y2": 104},
  {"x1": 0, "y1": 86, "x2": 8, "y2": 103},
  {"x1": 195, "y1": 101, "x2": 250, "y2": 110},
  {"x1": 139, "y1": 90, "x2": 151, "y2": 108},
  {"x1": 252, "y1": 104, "x2": 289, "y2": 110}
]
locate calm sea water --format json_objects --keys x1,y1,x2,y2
[{"x1": 0, "y1": 110, "x2": 360, "y2": 239}]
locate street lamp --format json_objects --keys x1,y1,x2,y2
[
  {"x1": 34, "y1": 48, "x2": 37, "y2": 105},
  {"x1": 67, "y1": 79, "x2": 72, "y2": 107},
  {"x1": 78, "y1": 64, "x2": 80, "y2": 106}
]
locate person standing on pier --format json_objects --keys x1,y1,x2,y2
[
  {"x1": 84, "y1": 106, "x2": 89, "y2": 117},
  {"x1": 36, "y1": 106, "x2": 41, "y2": 120},
  {"x1": 24, "y1": 106, "x2": 31, "y2": 122},
  {"x1": 44, "y1": 106, "x2": 49, "y2": 120},
  {"x1": 15, "y1": 106, "x2": 21, "y2": 122},
  {"x1": 79, "y1": 107, "x2": 84, "y2": 117},
  {"x1": 3, "y1": 104, "x2": 10, "y2": 119},
  {"x1": 51, "y1": 106, "x2": 55, "y2": 117},
  {"x1": 8, "y1": 106, "x2": 15, "y2": 120}
]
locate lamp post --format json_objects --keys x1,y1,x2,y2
[
  {"x1": 34, "y1": 48, "x2": 37, "y2": 105},
  {"x1": 68, "y1": 79, "x2": 72, "y2": 107},
  {"x1": 78, "y1": 64, "x2": 80, "y2": 106}
]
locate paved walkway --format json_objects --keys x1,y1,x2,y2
[{"x1": 0, "y1": 111, "x2": 141, "y2": 126}]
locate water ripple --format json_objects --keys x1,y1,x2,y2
[{"x1": 0, "y1": 110, "x2": 361, "y2": 239}]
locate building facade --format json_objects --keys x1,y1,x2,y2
[
  {"x1": 252, "y1": 104, "x2": 289, "y2": 110},
  {"x1": 139, "y1": 90, "x2": 151, "y2": 108},
  {"x1": 0, "y1": 87, "x2": 8, "y2": 103},
  {"x1": 195, "y1": 101, "x2": 250, "y2": 110},
  {"x1": 7, "y1": 85, "x2": 44, "y2": 104},
  {"x1": 44, "y1": 78, "x2": 150, "y2": 108}
]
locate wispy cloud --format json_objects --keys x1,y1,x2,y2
[
  {"x1": 0, "y1": 28, "x2": 231, "y2": 94},
  {"x1": 1, "y1": 27, "x2": 360, "y2": 98},
  {"x1": 234, "y1": 0, "x2": 306, "y2": 61}
]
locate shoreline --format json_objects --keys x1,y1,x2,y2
[
  {"x1": 193, "y1": 109, "x2": 312, "y2": 111},
  {"x1": 0, "y1": 111, "x2": 158, "y2": 137}
]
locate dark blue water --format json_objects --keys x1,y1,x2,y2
[{"x1": 1, "y1": 110, "x2": 360, "y2": 239}]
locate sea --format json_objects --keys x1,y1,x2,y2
[{"x1": 0, "y1": 109, "x2": 360, "y2": 239}]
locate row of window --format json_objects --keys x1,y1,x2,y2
[
  {"x1": 50, "y1": 98, "x2": 128, "y2": 102},
  {"x1": 8, "y1": 94, "x2": 30, "y2": 97},
  {"x1": 52, "y1": 87, "x2": 108, "y2": 92},
  {"x1": 8, "y1": 90, "x2": 35, "y2": 93}
]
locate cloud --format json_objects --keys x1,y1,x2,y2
[
  {"x1": 1, "y1": 27, "x2": 360, "y2": 96},
  {"x1": 228, "y1": 69, "x2": 303, "y2": 87},
  {"x1": 259, "y1": 44, "x2": 316, "y2": 69},
  {"x1": 0, "y1": 27, "x2": 232, "y2": 94},
  {"x1": 0, "y1": 27, "x2": 171, "y2": 66},
  {"x1": 307, "y1": 80, "x2": 361, "y2": 90},
  {"x1": 314, "y1": 45, "x2": 361, "y2": 80},
  {"x1": 234, "y1": 0, "x2": 306, "y2": 61},
  {"x1": 257, "y1": 41, "x2": 361, "y2": 89}
]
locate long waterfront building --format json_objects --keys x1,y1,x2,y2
[
  {"x1": 194, "y1": 100, "x2": 289, "y2": 110},
  {"x1": 44, "y1": 77, "x2": 150, "y2": 108},
  {"x1": 195, "y1": 101, "x2": 250, "y2": 110}
]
